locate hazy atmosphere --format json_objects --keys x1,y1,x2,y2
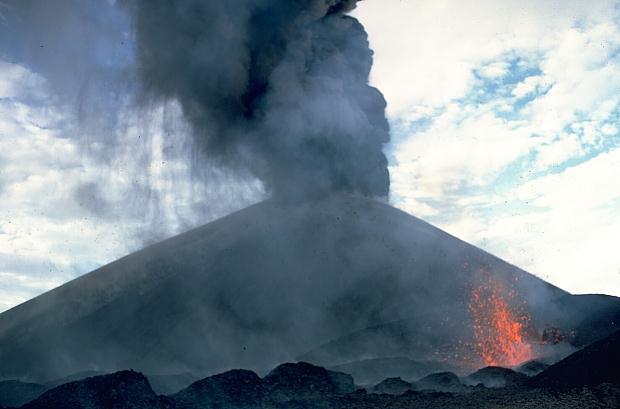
[{"x1": 0, "y1": 0, "x2": 619, "y2": 314}]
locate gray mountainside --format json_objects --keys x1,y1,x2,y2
[{"x1": 0, "y1": 195, "x2": 618, "y2": 382}]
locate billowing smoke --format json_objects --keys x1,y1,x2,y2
[{"x1": 124, "y1": 0, "x2": 390, "y2": 199}]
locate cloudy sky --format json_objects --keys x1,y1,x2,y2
[{"x1": 1, "y1": 0, "x2": 619, "y2": 312}]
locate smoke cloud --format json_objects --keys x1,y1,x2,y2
[{"x1": 124, "y1": 0, "x2": 390, "y2": 199}]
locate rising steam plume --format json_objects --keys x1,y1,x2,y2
[{"x1": 124, "y1": 0, "x2": 390, "y2": 199}]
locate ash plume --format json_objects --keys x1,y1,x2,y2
[{"x1": 124, "y1": 0, "x2": 390, "y2": 199}]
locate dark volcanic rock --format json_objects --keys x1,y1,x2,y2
[
  {"x1": 415, "y1": 371, "x2": 465, "y2": 392},
  {"x1": 146, "y1": 372, "x2": 199, "y2": 395},
  {"x1": 466, "y1": 366, "x2": 528, "y2": 388},
  {"x1": 19, "y1": 370, "x2": 169, "y2": 409},
  {"x1": 263, "y1": 362, "x2": 352, "y2": 401},
  {"x1": 0, "y1": 380, "x2": 46, "y2": 407},
  {"x1": 0, "y1": 371, "x2": 110, "y2": 408},
  {"x1": 8, "y1": 363, "x2": 620, "y2": 409},
  {"x1": 326, "y1": 370, "x2": 356, "y2": 395},
  {"x1": 591, "y1": 383, "x2": 620, "y2": 408},
  {"x1": 327, "y1": 357, "x2": 454, "y2": 385},
  {"x1": 556, "y1": 294, "x2": 620, "y2": 347},
  {"x1": 269, "y1": 384, "x2": 620, "y2": 408},
  {"x1": 172, "y1": 369, "x2": 264, "y2": 409},
  {"x1": 532, "y1": 329, "x2": 620, "y2": 388},
  {"x1": 517, "y1": 360, "x2": 550, "y2": 376},
  {"x1": 372, "y1": 377, "x2": 413, "y2": 395},
  {"x1": 171, "y1": 363, "x2": 354, "y2": 408}
]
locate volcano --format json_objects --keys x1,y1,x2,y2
[{"x1": 0, "y1": 195, "x2": 619, "y2": 382}]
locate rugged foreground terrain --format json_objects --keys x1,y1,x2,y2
[{"x1": 2, "y1": 329, "x2": 619, "y2": 409}]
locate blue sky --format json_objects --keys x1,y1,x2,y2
[{"x1": 0, "y1": 0, "x2": 619, "y2": 312}]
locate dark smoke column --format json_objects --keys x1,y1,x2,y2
[{"x1": 125, "y1": 0, "x2": 390, "y2": 199}]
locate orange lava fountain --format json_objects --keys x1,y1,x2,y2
[{"x1": 469, "y1": 272, "x2": 534, "y2": 367}]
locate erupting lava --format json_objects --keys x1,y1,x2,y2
[{"x1": 469, "y1": 272, "x2": 534, "y2": 367}]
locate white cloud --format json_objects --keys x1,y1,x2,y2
[
  {"x1": 515, "y1": 148, "x2": 620, "y2": 212},
  {"x1": 356, "y1": 0, "x2": 620, "y2": 296},
  {"x1": 435, "y1": 146, "x2": 620, "y2": 294},
  {"x1": 354, "y1": 0, "x2": 618, "y2": 114},
  {"x1": 601, "y1": 123, "x2": 618, "y2": 136},
  {"x1": 479, "y1": 61, "x2": 511, "y2": 79},
  {"x1": 533, "y1": 134, "x2": 584, "y2": 169},
  {"x1": 388, "y1": 193, "x2": 439, "y2": 218},
  {"x1": 0, "y1": 60, "x2": 47, "y2": 100},
  {"x1": 512, "y1": 75, "x2": 552, "y2": 99},
  {"x1": 390, "y1": 108, "x2": 534, "y2": 200}
]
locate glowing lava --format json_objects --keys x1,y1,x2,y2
[{"x1": 468, "y1": 272, "x2": 534, "y2": 367}]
